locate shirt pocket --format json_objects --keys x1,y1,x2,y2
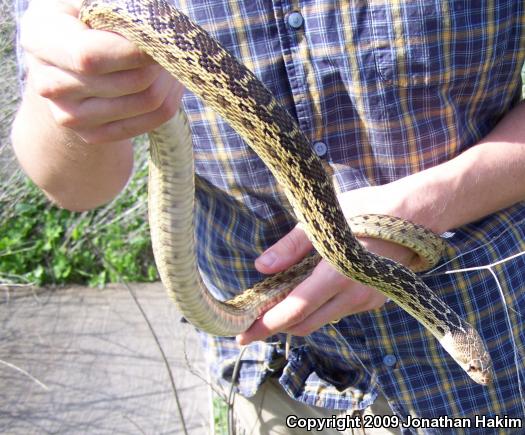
[{"x1": 367, "y1": 0, "x2": 515, "y2": 87}]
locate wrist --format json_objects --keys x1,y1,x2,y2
[
  {"x1": 384, "y1": 169, "x2": 452, "y2": 235},
  {"x1": 338, "y1": 175, "x2": 449, "y2": 235}
]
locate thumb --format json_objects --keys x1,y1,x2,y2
[{"x1": 255, "y1": 225, "x2": 313, "y2": 274}]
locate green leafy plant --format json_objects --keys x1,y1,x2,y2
[
  {"x1": 0, "y1": 140, "x2": 158, "y2": 287},
  {"x1": 213, "y1": 395, "x2": 229, "y2": 435}
]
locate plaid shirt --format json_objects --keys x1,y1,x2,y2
[{"x1": 16, "y1": 0, "x2": 525, "y2": 432}]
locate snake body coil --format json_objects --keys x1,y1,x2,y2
[{"x1": 80, "y1": 0, "x2": 492, "y2": 385}]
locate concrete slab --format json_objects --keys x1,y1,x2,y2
[{"x1": 0, "y1": 283, "x2": 211, "y2": 434}]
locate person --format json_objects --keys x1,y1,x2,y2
[{"x1": 11, "y1": 0, "x2": 525, "y2": 433}]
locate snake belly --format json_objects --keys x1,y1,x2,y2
[{"x1": 80, "y1": 0, "x2": 493, "y2": 385}]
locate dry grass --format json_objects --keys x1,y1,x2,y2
[{"x1": 0, "y1": 0, "x2": 20, "y2": 178}]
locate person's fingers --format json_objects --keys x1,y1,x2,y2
[
  {"x1": 238, "y1": 258, "x2": 389, "y2": 344},
  {"x1": 28, "y1": 58, "x2": 163, "y2": 100},
  {"x1": 21, "y1": 0, "x2": 154, "y2": 75},
  {"x1": 21, "y1": 0, "x2": 179, "y2": 144},
  {"x1": 285, "y1": 284, "x2": 387, "y2": 336},
  {"x1": 73, "y1": 80, "x2": 184, "y2": 144},
  {"x1": 238, "y1": 261, "x2": 346, "y2": 343},
  {"x1": 255, "y1": 225, "x2": 313, "y2": 274},
  {"x1": 47, "y1": 69, "x2": 177, "y2": 128}
]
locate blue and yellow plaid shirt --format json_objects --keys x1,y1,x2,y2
[{"x1": 16, "y1": 0, "x2": 525, "y2": 431}]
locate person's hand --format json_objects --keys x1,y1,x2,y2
[
  {"x1": 237, "y1": 186, "x2": 417, "y2": 344},
  {"x1": 20, "y1": 0, "x2": 183, "y2": 144}
]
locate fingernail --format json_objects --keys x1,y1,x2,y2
[{"x1": 257, "y1": 250, "x2": 278, "y2": 268}]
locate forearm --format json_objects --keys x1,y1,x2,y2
[
  {"x1": 11, "y1": 87, "x2": 134, "y2": 211},
  {"x1": 391, "y1": 101, "x2": 525, "y2": 234}
]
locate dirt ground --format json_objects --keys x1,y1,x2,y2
[{"x1": 1, "y1": 283, "x2": 211, "y2": 434}]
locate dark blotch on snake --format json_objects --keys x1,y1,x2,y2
[
  {"x1": 419, "y1": 298, "x2": 435, "y2": 312},
  {"x1": 255, "y1": 106, "x2": 274, "y2": 125},
  {"x1": 279, "y1": 135, "x2": 301, "y2": 156},
  {"x1": 407, "y1": 301, "x2": 420, "y2": 312},
  {"x1": 126, "y1": 0, "x2": 142, "y2": 16},
  {"x1": 216, "y1": 95, "x2": 231, "y2": 108},
  {"x1": 312, "y1": 219, "x2": 322, "y2": 233},
  {"x1": 173, "y1": 34, "x2": 193, "y2": 51},
  {"x1": 238, "y1": 101, "x2": 252, "y2": 113},
  {"x1": 138, "y1": 30, "x2": 155, "y2": 44},
  {"x1": 262, "y1": 125, "x2": 278, "y2": 141},
  {"x1": 211, "y1": 78, "x2": 223, "y2": 88},
  {"x1": 241, "y1": 118, "x2": 255, "y2": 130},
  {"x1": 271, "y1": 104, "x2": 294, "y2": 133},
  {"x1": 199, "y1": 55, "x2": 222, "y2": 74},
  {"x1": 149, "y1": 15, "x2": 169, "y2": 32},
  {"x1": 193, "y1": 32, "x2": 221, "y2": 56},
  {"x1": 220, "y1": 54, "x2": 247, "y2": 81},
  {"x1": 168, "y1": 10, "x2": 194, "y2": 34},
  {"x1": 301, "y1": 197, "x2": 313, "y2": 212},
  {"x1": 266, "y1": 147, "x2": 279, "y2": 160},
  {"x1": 191, "y1": 74, "x2": 206, "y2": 87},
  {"x1": 229, "y1": 80, "x2": 250, "y2": 99},
  {"x1": 388, "y1": 289, "x2": 406, "y2": 300},
  {"x1": 322, "y1": 240, "x2": 334, "y2": 254},
  {"x1": 247, "y1": 79, "x2": 273, "y2": 106}
]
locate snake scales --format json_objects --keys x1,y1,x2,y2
[{"x1": 80, "y1": 0, "x2": 492, "y2": 385}]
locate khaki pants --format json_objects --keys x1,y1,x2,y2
[{"x1": 232, "y1": 378, "x2": 400, "y2": 435}]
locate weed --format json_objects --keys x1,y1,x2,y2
[{"x1": 0, "y1": 140, "x2": 157, "y2": 286}]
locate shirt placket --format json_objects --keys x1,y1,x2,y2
[{"x1": 272, "y1": 1, "x2": 329, "y2": 161}]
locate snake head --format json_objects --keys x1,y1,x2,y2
[
  {"x1": 465, "y1": 357, "x2": 493, "y2": 386},
  {"x1": 440, "y1": 328, "x2": 493, "y2": 386}
]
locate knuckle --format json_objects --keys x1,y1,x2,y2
[
  {"x1": 48, "y1": 100, "x2": 87, "y2": 130},
  {"x1": 116, "y1": 122, "x2": 137, "y2": 140},
  {"x1": 80, "y1": 124, "x2": 122, "y2": 145},
  {"x1": 129, "y1": 65, "x2": 160, "y2": 92},
  {"x1": 156, "y1": 95, "x2": 179, "y2": 120},
  {"x1": 287, "y1": 304, "x2": 308, "y2": 326},
  {"x1": 106, "y1": 120, "x2": 140, "y2": 143},
  {"x1": 73, "y1": 44, "x2": 100, "y2": 75},
  {"x1": 52, "y1": 108, "x2": 79, "y2": 129},
  {"x1": 27, "y1": 63, "x2": 64, "y2": 100},
  {"x1": 34, "y1": 78, "x2": 65, "y2": 99},
  {"x1": 73, "y1": 51, "x2": 92, "y2": 74},
  {"x1": 141, "y1": 82, "x2": 165, "y2": 111}
]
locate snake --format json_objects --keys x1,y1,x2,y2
[{"x1": 79, "y1": 0, "x2": 493, "y2": 385}]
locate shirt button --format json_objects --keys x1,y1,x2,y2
[
  {"x1": 313, "y1": 141, "x2": 328, "y2": 157},
  {"x1": 383, "y1": 354, "x2": 397, "y2": 367},
  {"x1": 287, "y1": 11, "x2": 304, "y2": 29}
]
